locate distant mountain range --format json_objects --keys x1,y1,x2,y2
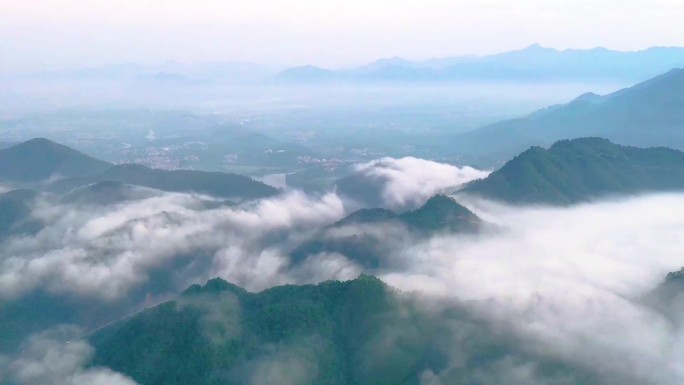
[
  {"x1": 462, "y1": 138, "x2": 684, "y2": 205},
  {"x1": 17, "y1": 45, "x2": 684, "y2": 87},
  {"x1": 291, "y1": 195, "x2": 482, "y2": 268},
  {"x1": 0, "y1": 138, "x2": 279, "y2": 200},
  {"x1": 276, "y1": 44, "x2": 684, "y2": 84},
  {"x1": 452, "y1": 67, "x2": 684, "y2": 165}
]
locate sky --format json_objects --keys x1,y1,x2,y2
[{"x1": 1, "y1": 0, "x2": 684, "y2": 73}]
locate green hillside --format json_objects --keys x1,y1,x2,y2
[
  {"x1": 291, "y1": 195, "x2": 481, "y2": 268},
  {"x1": 452, "y1": 68, "x2": 684, "y2": 164},
  {"x1": 91, "y1": 276, "x2": 593, "y2": 385},
  {"x1": 0, "y1": 138, "x2": 112, "y2": 183},
  {"x1": 463, "y1": 138, "x2": 684, "y2": 204},
  {"x1": 49, "y1": 163, "x2": 279, "y2": 200}
]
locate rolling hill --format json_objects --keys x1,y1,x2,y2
[
  {"x1": 0, "y1": 138, "x2": 280, "y2": 200},
  {"x1": 0, "y1": 138, "x2": 112, "y2": 183},
  {"x1": 462, "y1": 138, "x2": 684, "y2": 204},
  {"x1": 49, "y1": 163, "x2": 280, "y2": 200}
]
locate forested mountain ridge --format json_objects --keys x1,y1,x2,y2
[
  {"x1": 90, "y1": 275, "x2": 597, "y2": 385},
  {"x1": 452, "y1": 68, "x2": 684, "y2": 163},
  {"x1": 463, "y1": 137, "x2": 684, "y2": 204}
]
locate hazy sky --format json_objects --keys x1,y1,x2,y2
[{"x1": 1, "y1": 0, "x2": 683, "y2": 72}]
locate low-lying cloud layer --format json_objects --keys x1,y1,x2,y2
[
  {"x1": 348, "y1": 157, "x2": 489, "y2": 210},
  {"x1": 382, "y1": 194, "x2": 684, "y2": 385},
  {"x1": 3, "y1": 156, "x2": 684, "y2": 384},
  {"x1": 0, "y1": 191, "x2": 348, "y2": 302},
  {"x1": 0, "y1": 156, "x2": 488, "y2": 304}
]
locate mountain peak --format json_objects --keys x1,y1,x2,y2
[
  {"x1": 12, "y1": 138, "x2": 73, "y2": 153},
  {"x1": 422, "y1": 193, "x2": 460, "y2": 206},
  {"x1": 0, "y1": 138, "x2": 112, "y2": 183},
  {"x1": 549, "y1": 136, "x2": 612, "y2": 149},
  {"x1": 465, "y1": 138, "x2": 684, "y2": 204},
  {"x1": 23, "y1": 137, "x2": 56, "y2": 146},
  {"x1": 572, "y1": 92, "x2": 604, "y2": 104},
  {"x1": 182, "y1": 277, "x2": 248, "y2": 297},
  {"x1": 334, "y1": 208, "x2": 397, "y2": 227},
  {"x1": 400, "y1": 194, "x2": 481, "y2": 233},
  {"x1": 522, "y1": 43, "x2": 555, "y2": 52}
]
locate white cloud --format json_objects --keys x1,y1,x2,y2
[
  {"x1": 381, "y1": 194, "x2": 684, "y2": 384},
  {"x1": 0, "y1": 191, "x2": 346, "y2": 300},
  {"x1": 348, "y1": 157, "x2": 489, "y2": 210},
  {"x1": 2, "y1": 326, "x2": 138, "y2": 385},
  {"x1": 5, "y1": 185, "x2": 684, "y2": 383}
]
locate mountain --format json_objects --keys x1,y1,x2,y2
[
  {"x1": 0, "y1": 138, "x2": 280, "y2": 200},
  {"x1": 351, "y1": 57, "x2": 420, "y2": 74},
  {"x1": 644, "y1": 267, "x2": 684, "y2": 322},
  {"x1": 452, "y1": 68, "x2": 684, "y2": 163},
  {"x1": 462, "y1": 138, "x2": 684, "y2": 205},
  {"x1": 49, "y1": 163, "x2": 280, "y2": 200},
  {"x1": 276, "y1": 45, "x2": 684, "y2": 84},
  {"x1": 0, "y1": 138, "x2": 112, "y2": 183},
  {"x1": 291, "y1": 195, "x2": 482, "y2": 268},
  {"x1": 439, "y1": 44, "x2": 684, "y2": 81},
  {"x1": 275, "y1": 65, "x2": 340, "y2": 83},
  {"x1": 90, "y1": 276, "x2": 592, "y2": 385},
  {"x1": 333, "y1": 207, "x2": 398, "y2": 227},
  {"x1": 400, "y1": 194, "x2": 482, "y2": 233}
]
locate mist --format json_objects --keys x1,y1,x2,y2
[
  {"x1": 0, "y1": 326, "x2": 138, "y2": 385},
  {"x1": 346, "y1": 157, "x2": 490, "y2": 210},
  {"x1": 380, "y1": 193, "x2": 684, "y2": 384},
  {"x1": 0, "y1": 190, "x2": 351, "y2": 302},
  {"x1": 3, "y1": 0, "x2": 684, "y2": 382},
  {"x1": 0, "y1": 75, "x2": 625, "y2": 117},
  {"x1": 3, "y1": 156, "x2": 684, "y2": 384}
]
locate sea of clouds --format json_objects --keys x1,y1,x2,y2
[{"x1": 2, "y1": 157, "x2": 684, "y2": 384}]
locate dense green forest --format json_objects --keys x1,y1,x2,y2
[
  {"x1": 91, "y1": 276, "x2": 596, "y2": 385},
  {"x1": 464, "y1": 137, "x2": 684, "y2": 204}
]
